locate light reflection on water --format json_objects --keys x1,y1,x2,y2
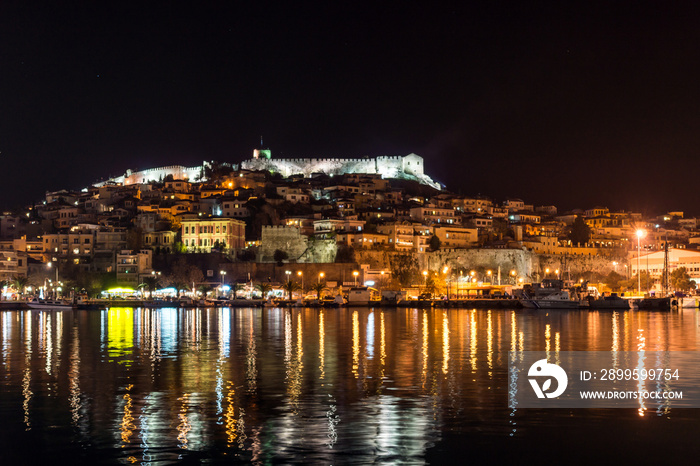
[{"x1": 0, "y1": 307, "x2": 699, "y2": 464}]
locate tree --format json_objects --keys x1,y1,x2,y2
[
  {"x1": 256, "y1": 283, "x2": 273, "y2": 299},
  {"x1": 388, "y1": 253, "x2": 419, "y2": 287},
  {"x1": 273, "y1": 249, "x2": 289, "y2": 266},
  {"x1": 198, "y1": 284, "x2": 214, "y2": 298},
  {"x1": 141, "y1": 276, "x2": 160, "y2": 298},
  {"x1": 670, "y1": 267, "x2": 696, "y2": 292},
  {"x1": 310, "y1": 282, "x2": 327, "y2": 300},
  {"x1": 567, "y1": 217, "x2": 591, "y2": 245},
  {"x1": 424, "y1": 275, "x2": 437, "y2": 298},
  {"x1": 233, "y1": 283, "x2": 246, "y2": 298},
  {"x1": 237, "y1": 249, "x2": 256, "y2": 262},
  {"x1": 166, "y1": 257, "x2": 204, "y2": 293},
  {"x1": 11, "y1": 276, "x2": 29, "y2": 297},
  {"x1": 282, "y1": 279, "x2": 301, "y2": 300},
  {"x1": 621, "y1": 270, "x2": 653, "y2": 293},
  {"x1": 604, "y1": 271, "x2": 624, "y2": 292},
  {"x1": 428, "y1": 234, "x2": 441, "y2": 252}
]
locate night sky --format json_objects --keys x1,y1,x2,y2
[{"x1": 3, "y1": 1, "x2": 700, "y2": 215}]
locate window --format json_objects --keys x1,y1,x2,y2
[{"x1": 185, "y1": 226, "x2": 189, "y2": 234}]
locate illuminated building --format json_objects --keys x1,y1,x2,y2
[{"x1": 181, "y1": 218, "x2": 245, "y2": 252}]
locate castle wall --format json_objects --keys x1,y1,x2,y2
[{"x1": 241, "y1": 154, "x2": 439, "y2": 188}]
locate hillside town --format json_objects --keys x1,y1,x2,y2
[{"x1": 2, "y1": 151, "x2": 699, "y2": 301}]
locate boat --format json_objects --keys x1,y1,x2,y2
[
  {"x1": 75, "y1": 298, "x2": 103, "y2": 310},
  {"x1": 681, "y1": 296, "x2": 699, "y2": 308},
  {"x1": 587, "y1": 293, "x2": 630, "y2": 310},
  {"x1": 637, "y1": 297, "x2": 674, "y2": 311},
  {"x1": 142, "y1": 299, "x2": 171, "y2": 308},
  {"x1": 346, "y1": 287, "x2": 371, "y2": 306},
  {"x1": 27, "y1": 297, "x2": 74, "y2": 310},
  {"x1": 520, "y1": 289, "x2": 583, "y2": 309},
  {"x1": 262, "y1": 297, "x2": 277, "y2": 308}
]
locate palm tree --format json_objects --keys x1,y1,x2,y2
[
  {"x1": 141, "y1": 276, "x2": 160, "y2": 298},
  {"x1": 256, "y1": 283, "x2": 273, "y2": 299},
  {"x1": 282, "y1": 280, "x2": 301, "y2": 300},
  {"x1": 171, "y1": 281, "x2": 188, "y2": 298},
  {"x1": 233, "y1": 283, "x2": 246, "y2": 299},
  {"x1": 11, "y1": 276, "x2": 29, "y2": 298},
  {"x1": 310, "y1": 282, "x2": 327, "y2": 300},
  {"x1": 198, "y1": 284, "x2": 213, "y2": 298}
]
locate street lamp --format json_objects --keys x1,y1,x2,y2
[
  {"x1": 636, "y1": 229, "x2": 645, "y2": 296},
  {"x1": 510, "y1": 269, "x2": 516, "y2": 284},
  {"x1": 47, "y1": 260, "x2": 58, "y2": 282},
  {"x1": 353, "y1": 270, "x2": 359, "y2": 287},
  {"x1": 319, "y1": 272, "x2": 325, "y2": 284},
  {"x1": 220, "y1": 270, "x2": 226, "y2": 286},
  {"x1": 297, "y1": 271, "x2": 303, "y2": 292},
  {"x1": 487, "y1": 270, "x2": 492, "y2": 284},
  {"x1": 422, "y1": 270, "x2": 428, "y2": 286}
]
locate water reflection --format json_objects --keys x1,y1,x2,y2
[{"x1": 0, "y1": 307, "x2": 699, "y2": 463}]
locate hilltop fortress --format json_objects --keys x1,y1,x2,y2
[
  {"x1": 241, "y1": 150, "x2": 441, "y2": 189},
  {"x1": 95, "y1": 150, "x2": 441, "y2": 189}
]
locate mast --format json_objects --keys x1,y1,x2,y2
[{"x1": 663, "y1": 239, "x2": 669, "y2": 295}]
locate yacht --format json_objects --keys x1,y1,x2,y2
[
  {"x1": 520, "y1": 289, "x2": 583, "y2": 309},
  {"x1": 27, "y1": 297, "x2": 74, "y2": 310}
]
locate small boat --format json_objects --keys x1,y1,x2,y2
[
  {"x1": 75, "y1": 298, "x2": 102, "y2": 310},
  {"x1": 637, "y1": 297, "x2": 674, "y2": 311},
  {"x1": 520, "y1": 290, "x2": 583, "y2": 309},
  {"x1": 681, "y1": 296, "x2": 699, "y2": 308},
  {"x1": 27, "y1": 298, "x2": 74, "y2": 310},
  {"x1": 262, "y1": 297, "x2": 277, "y2": 308},
  {"x1": 587, "y1": 293, "x2": 630, "y2": 310},
  {"x1": 142, "y1": 299, "x2": 171, "y2": 308}
]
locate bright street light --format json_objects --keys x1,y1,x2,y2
[{"x1": 636, "y1": 229, "x2": 645, "y2": 295}]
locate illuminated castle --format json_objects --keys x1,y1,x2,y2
[
  {"x1": 241, "y1": 150, "x2": 441, "y2": 189},
  {"x1": 94, "y1": 150, "x2": 441, "y2": 189}
]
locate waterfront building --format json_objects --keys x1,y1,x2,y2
[
  {"x1": 629, "y1": 248, "x2": 700, "y2": 290},
  {"x1": 181, "y1": 218, "x2": 245, "y2": 252},
  {"x1": 116, "y1": 249, "x2": 153, "y2": 286}
]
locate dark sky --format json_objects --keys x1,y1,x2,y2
[{"x1": 3, "y1": 1, "x2": 700, "y2": 215}]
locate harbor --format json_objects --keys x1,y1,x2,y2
[{"x1": 1, "y1": 305, "x2": 699, "y2": 464}]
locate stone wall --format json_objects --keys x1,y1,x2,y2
[
  {"x1": 259, "y1": 226, "x2": 337, "y2": 263},
  {"x1": 259, "y1": 226, "x2": 309, "y2": 262},
  {"x1": 355, "y1": 247, "x2": 629, "y2": 281}
]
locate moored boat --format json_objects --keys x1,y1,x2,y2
[
  {"x1": 637, "y1": 297, "x2": 674, "y2": 311},
  {"x1": 587, "y1": 293, "x2": 630, "y2": 310},
  {"x1": 27, "y1": 297, "x2": 74, "y2": 310},
  {"x1": 520, "y1": 289, "x2": 583, "y2": 309}
]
